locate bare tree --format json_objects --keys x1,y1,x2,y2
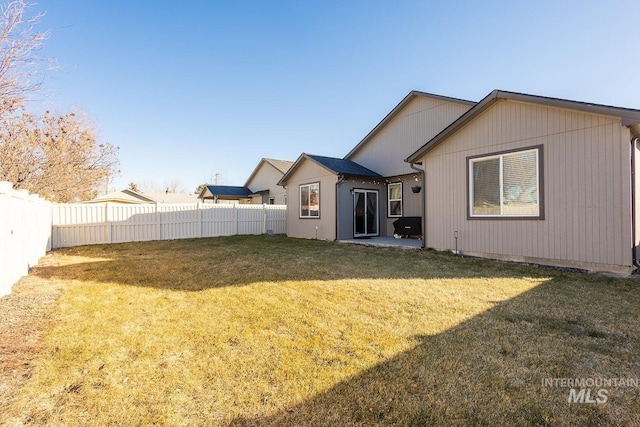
[
  {"x1": 195, "y1": 183, "x2": 207, "y2": 194},
  {"x1": 0, "y1": 0, "x2": 49, "y2": 115},
  {"x1": 0, "y1": 110, "x2": 120, "y2": 202},
  {"x1": 163, "y1": 179, "x2": 186, "y2": 194}
]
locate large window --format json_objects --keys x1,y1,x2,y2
[
  {"x1": 388, "y1": 182, "x2": 402, "y2": 217},
  {"x1": 299, "y1": 183, "x2": 319, "y2": 218},
  {"x1": 468, "y1": 146, "x2": 542, "y2": 218}
]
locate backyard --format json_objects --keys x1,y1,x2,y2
[{"x1": 0, "y1": 235, "x2": 638, "y2": 426}]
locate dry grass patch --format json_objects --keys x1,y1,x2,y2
[{"x1": 1, "y1": 235, "x2": 639, "y2": 426}]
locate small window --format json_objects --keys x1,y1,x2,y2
[
  {"x1": 268, "y1": 197, "x2": 275, "y2": 205},
  {"x1": 388, "y1": 182, "x2": 402, "y2": 217},
  {"x1": 299, "y1": 183, "x2": 319, "y2": 218},
  {"x1": 468, "y1": 147, "x2": 542, "y2": 218}
]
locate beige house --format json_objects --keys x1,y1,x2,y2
[
  {"x1": 245, "y1": 158, "x2": 293, "y2": 204},
  {"x1": 406, "y1": 90, "x2": 640, "y2": 274},
  {"x1": 279, "y1": 91, "x2": 474, "y2": 241}
]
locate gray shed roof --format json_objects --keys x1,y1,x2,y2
[
  {"x1": 202, "y1": 185, "x2": 253, "y2": 198},
  {"x1": 406, "y1": 89, "x2": 640, "y2": 163}
]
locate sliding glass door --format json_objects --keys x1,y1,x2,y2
[{"x1": 353, "y1": 189, "x2": 379, "y2": 237}]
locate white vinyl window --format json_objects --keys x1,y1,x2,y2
[
  {"x1": 299, "y1": 183, "x2": 319, "y2": 218},
  {"x1": 468, "y1": 147, "x2": 542, "y2": 218},
  {"x1": 388, "y1": 182, "x2": 402, "y2": 217}
]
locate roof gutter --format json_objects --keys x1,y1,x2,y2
[{"x1": 409, "y1": 162, "x2": 426, "y2": 249}]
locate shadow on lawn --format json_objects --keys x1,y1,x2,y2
[
  {"x1": 229, "y1": 277, "x2": 639, "y2": 426},
  {"x1": 32, "y1": 236, "x2": 559, "y2": 291},
  {"x1": 30, "y1": 237, "x2": 640, "y2": 424}
]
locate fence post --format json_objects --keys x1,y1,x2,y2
[
  {"x1": 106, "y1": 202, "x2": 112, "y2": 243},
  {"x1": 196, "y1": 203, "x2": 201, "y2": 238},
  {"x1": 155, "y1": 203, "x2": 160, "y2": 240},
  {"x1": 234, "y1": 204, "x2": 238, "y2": 235},
  {"x1": 263, "y1": 204, "x2": 267, "y2": 234}
]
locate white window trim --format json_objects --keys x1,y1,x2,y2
[
  {"x1": 299, "y1": 182, "x2": 320, "y2": 218},
  {"x1": 468, "y1": 147, "x2": 542, "y2": 219},
  {"x1": 388, "y1": 182, "x2": 402, "y2": 217}
]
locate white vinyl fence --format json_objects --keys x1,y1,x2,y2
[
  {"x1": 1, "y1": 184, "x2": 287, "y2": 296},
  {"x1": 51, "y1": 203, "x2": 287, "y2": 248},
  {"x1": 0, "y1": 182, "x2": 52, "y2": 298}
]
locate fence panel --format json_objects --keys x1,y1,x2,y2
[
  {"x1": 51, "y1": 203, "x2": 287, "y2": 248},
  {"x1": 0, "y1": 182, "x2": 52, "y2": 298},
  {"x1": 109, "y1": 204, "x2": 157, "y2": 243},
  {"x1": 52, "y1": 203, "x2": 108, "y2": 248},
  {"x1": 200, "y1": 204, "x2": 235, "y2": 237},
  {"x1": 265, "y1": 205, "x2": 287, "y2": 235},
  {"x1": 158, "y1": 204, "x2": 198, "y2": 240},
  {"x1": 237, "y1": 204, "x2": 266, "y2": 235}
]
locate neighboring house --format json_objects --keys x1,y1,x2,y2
[
  {"x1": 279, "y1": 91, "x2": 474, "y2": 241},
  {"x1": 85, "y1": 189, "x2": 199, "y2": 204},
  {"x1": 199, "y1": 158, "x2": 293, "y2": 205},
  {"x1": 405, "y1": 90, "x2": 640, "y2": 274},
  {"x1": 244, "y1": 158, "x2": 293, "y2": 204}
]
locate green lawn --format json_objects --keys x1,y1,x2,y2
[{"x1": 2, "y1": 235, "x2": 639, "y2": 426}]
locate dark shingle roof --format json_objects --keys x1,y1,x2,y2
[
  {"x1": 278, "y1": 153, "x2": 383, "y2": 185},
  {"x1": 306, "y1": 154, "x2": 383, "y2": 178},
  {"x1": 205, "y1": 185, "x2": 252, "y2": 197}
]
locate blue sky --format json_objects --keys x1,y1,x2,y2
[{"x1": 31, "y1": 0, "x2": 640, "y2": 194}]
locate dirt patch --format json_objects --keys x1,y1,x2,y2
[{"x1": 0, "y1": 254, "x2": 63, "y2": 423}]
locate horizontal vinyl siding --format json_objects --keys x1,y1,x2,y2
[
  {"x1": 285, "y1": 160, "x2": 338, "y2": 240},
  {"x1": 349, "y1": 98, "x2": 471, "y2": 177},
  {"x1": 422, "y1": 100, "x2": 632, "y2": 271}
]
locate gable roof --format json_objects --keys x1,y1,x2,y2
[
  {"x1": 278, "y1": 153, "x2": 383, "y2": 185},
  {"x1": 200, "y1": 185, "x2": 253, "y2": 198},
  {"x1": 244, "y1": 158, "x2": 294, "y2": 187},
  {"x1": 345, "y1": 90, "x2": 475, "y2": 160},
  {"x1": 264, "y1": 158, "x2": 294, "y2": 174},
  {"x1": 85, "y1": 189, "x2": 157, "y2": 204},
  {"x1": 406, "y1": 89, "x2": 640, "y2": 163}
]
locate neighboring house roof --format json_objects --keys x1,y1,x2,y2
[
  {"x1": 244, "y1": 158, "x2": 294, "y2": 187},
  {"x1": 145, "y1": 192, "x2": 199, "y2": 204},
  {"x1": 279, "y1": 153, "x2": 383, "y2": 185},
  {"x1": 406, "y1": 89, "x2": 640, "y2": 163},
  {"x1": 86, "y1": 189, "x2": 199, "y2": 204},
  {"x1": 199, "y1": 185, "x2": 253, "y2": 199},
  {"x1": 345, "y1": 90, "x2": 475, "y2": 160},
  {"x1": 84, "y1": 189, "x2": 157, "y2": 204}
]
